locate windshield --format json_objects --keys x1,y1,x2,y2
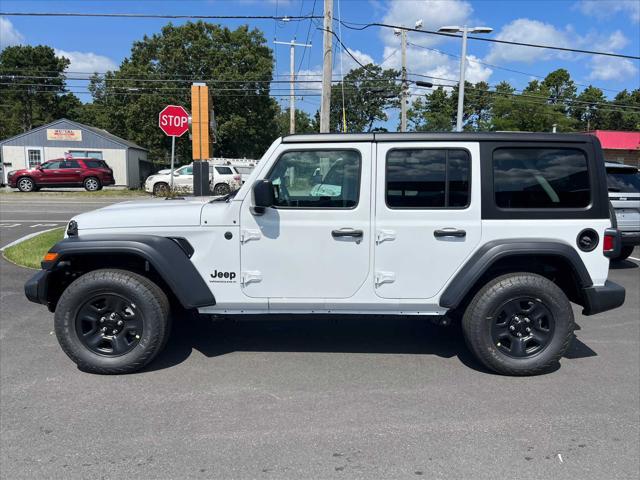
[{"x1": 607, "y1": 169, "x2": 640, "y2": 193}]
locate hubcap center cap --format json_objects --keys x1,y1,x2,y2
[
  {"x1": 508, "y1": 315, "x2": 531, "y2": 337},
  {"x1": 101, "y1": 312, "x2": 124, "y2": 335}
]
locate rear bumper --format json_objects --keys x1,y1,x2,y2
[
  {"x1": 24, "y1": 270, "x2": 50, "y2": 306},
  {"x1": 620, "y1": 231, "x2": 640, "y2": 246},
  {"x1": 581, "y1": 280, "x2": 625, "y2": 316}
]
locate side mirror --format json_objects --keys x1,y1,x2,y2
[{"x1": 252, "y1": 179, "x2": 275, "y2": 215}]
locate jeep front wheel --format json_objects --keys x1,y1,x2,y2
[
  {"x1": 54, "y1": 269, "x2": 170, "y2": 374},
  {"x1": 462, "y1": 272, "x2": 574, "y2": 376}
]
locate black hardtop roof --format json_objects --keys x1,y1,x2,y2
[{"x1": 282, "y1": 132, "x2": 596, "y2": 144}]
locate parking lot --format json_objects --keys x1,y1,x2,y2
[{"x1": 1, "y1": 194, "x2": 638, "y2": 479}]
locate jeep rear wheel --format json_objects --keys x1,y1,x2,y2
[
  {"x1": 54, "y1": 269, "x2": 170, "y2": 374},
  {"x1": 462, "y1": 273, "x2": 574, "y2": 376},
  {"x1": 17, "y1": 177, "x2": 35, "y2": 192},
  {"x1": 615, "y1": 246, "x2": 634, "y2": 261}
]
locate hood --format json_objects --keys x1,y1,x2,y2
[{"x1": 73, "y1": 197, "x2": 211, "y2": 230}]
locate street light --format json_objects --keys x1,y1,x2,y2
[{"x1": 438, "y1": 25, "x2": 493, "y2": 132}]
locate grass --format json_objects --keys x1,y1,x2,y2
[
  {"x1": 0, "y1": 188, "x2": 148, "y2": 197},
  {"x1": 3, "y1": 228, "x2": 65, "y2": 269}
]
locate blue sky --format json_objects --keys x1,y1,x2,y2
[{"x1": 1, "y1": 0, "x2": 639, "y2": 124}]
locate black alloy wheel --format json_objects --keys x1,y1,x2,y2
[
  {"x1": 75, "y1": 293, "x2": 143, "y2": 356},
  {"x1": 490, "y1": 297, "x2": 555, "y2": 358}
]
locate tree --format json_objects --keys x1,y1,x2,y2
[
  {"x1": 0, "y1": 45, "x2": 81, "y2": 138},
  {"x1": 407, "y1": 86, "x2": 455, "y2": 131},
  {"x1": 572, "y1": 85, "x2": 608, "y2": 131},
  {"x1": 327, "y1": 64, "x2": 400, "y2": 132},
  {"x1": 275, "y1": 105, "x2": 314, "y2": 136},
  {"x1": 542, "y1": 68, "x2": 576, "y2": 112},
  {"x1": 492, "y1": 79, "x2": 575, "y2": 132},
  {"x1": 85, "y1": 22, "x2": 278, "y2": 161},
  {"x1": 603, "y1": 89, "x2": 640, "y2": 131}
]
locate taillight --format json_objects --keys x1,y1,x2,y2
[
  {"x1": 603, "y1": 228, "x2": 620, "y2": 258},
  {"x1": 603, "y1": 235, "x2": 614, "y2": 252}
]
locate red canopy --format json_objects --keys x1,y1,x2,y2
[{"x1": 590, "y1": 130, "x2": 640, "y2": 150}]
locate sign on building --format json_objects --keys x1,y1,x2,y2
[{"x1": 46, "y1": 129, "x2": 83, "y2": 141}]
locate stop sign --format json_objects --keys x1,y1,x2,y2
[{"x1": 159, "y1": 105, "x2": 190, "y2": 137}]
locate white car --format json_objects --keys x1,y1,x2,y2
[
  {"x1": 26, "y1": 132, "x2": 625, "y2": 376},
  {"x1": 144, "y1": 164, "x2": 241, "y2": 196}
]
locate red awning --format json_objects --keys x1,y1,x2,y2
[{"x1": 590, "y1": 130, "x2": 640, "y2": 150}]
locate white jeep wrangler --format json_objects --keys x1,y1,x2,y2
[{"x1": 25, "y1": 133, "x2": 625, "y2": 375}]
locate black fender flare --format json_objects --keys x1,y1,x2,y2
[
  {"x1": 44, "y1": 235, "x2": 215, "y2": 309},
  {"x1": 439, "y1": 239, "x2": 593, "y2": 310}
]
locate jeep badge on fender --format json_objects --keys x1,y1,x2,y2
[{"x1": 24, "y1": 132, "x2": 625, "y2": 375}]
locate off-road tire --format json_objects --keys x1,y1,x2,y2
[
  {"x1": 462, "y1": 272, "x2": 574, "y2": 376},
  {"x1": 615, "y1": 246, "x2": 634, "y2": 261},
  {"x1": 17, "y1": 176, "x2": 35, "y2": 192},
  {"x1": 83, "y1": 176, "x2": 101, "y2": 192},
  {"x1": 213, "y1": 183, "x2": 231, "y2": 196},
  {"x1": 54, "y1": 269, "x2": 171, "y2": 374},
  {"x1": 153, "y1": 182, "x2": 169, "y2": 196}
]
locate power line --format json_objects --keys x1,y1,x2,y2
[
  {"x1": 406, "y1": 41, "x2": 623, "y2": 94},
  {"x1": 339, "y1": 20, "x2": 640, "y2": 60},
  {"x1": 0, "y1": 12, "x2": 322, "y2": 20}
]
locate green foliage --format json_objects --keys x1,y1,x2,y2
[
  {"x1": 275, "y1": 105, "x2": 314, "y2": 136},
  {"x1": 329, "y1": 64, "x2": 401, "y2": 132},
  {"x1": 407, "y1": 86, "x2": 454, "y2": 131},
  {"x1": 0, "y1": 46, "x2": 81, "y2": 138},
  {"x1": 3, "y1": 228, "x2": 64, "y2": 269},
  {"x1": 82, "y1": 22, "x2": 278, "y2": 161}
]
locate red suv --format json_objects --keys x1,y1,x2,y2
[{"x1": 7, "y1": 158, "x2": 115, "y2": 192}]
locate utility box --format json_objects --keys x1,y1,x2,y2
[{"x1": 193, "y1": 161, "x2": 210, "y2": 196}]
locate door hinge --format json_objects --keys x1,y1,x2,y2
[
  {"x1": 376, "y1": 229, "x2": 396, "y2": 245},
  {"x1": 241, "y1": 271, "x2": 262, "y2": 286},
  {"x1": 240, "y1": 229, "x2": 261, "y2": 244},
  {"x1": 375, "y1": 271, "x2": 396, "y2": 287}
]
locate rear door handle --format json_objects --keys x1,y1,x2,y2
[
  {"x1": 434, "y1": 228, "x2": 466, "y2": 238},
  {"x1": 332, "y1": 228, "x2": 363, "y2": 238}
]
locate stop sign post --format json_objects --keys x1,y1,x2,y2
[{"x1": 159, "y1": 105, "x2": 190, "y2": 187}]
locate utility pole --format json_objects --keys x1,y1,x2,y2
[
  {"x1": 400, "y1": 29, "x2": 407, "y2": 132},
  {"x1": 275, "y1": 39, "x2": 311, "y2": 134},
  {"x1": 320, "y1": 0, "x2": 333, "y2": 133},
  {"x1": 438, "y1": 25, "x2": 493, "y2": 132}
]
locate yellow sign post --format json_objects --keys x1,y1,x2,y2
[{"x1": 191, "y1": 83, "x2": 211, "y2": 160}]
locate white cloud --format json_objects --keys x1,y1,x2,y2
[
  {"x1": 340, "y1": 48, "x2": 375, "y2": 71},
  {"x1": 576, "y1": 0, "x2": 640, "y2": 23},
  {"x1": 588, "y1": 56, "x2": 638, "y2": 82},
  {"x1": 485, "y1": 19, "x2": 575, "y2": 64},
  {"x1": 0, "y1": 18, "x2": 25, "y2": 48},
  {"x1": 602, "y1": 30, "x2": 629, "y2": 51},
  {"x1": 54, "y1": 49, "x2": 117, "y2": 74},
  {"x1": 381, "y1": 0, "x2": 474, "y2": 47}
]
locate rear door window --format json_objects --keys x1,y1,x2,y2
[
  {"x1": 386, "y1": 149, "x2": 471, "y2": 208},
  {"x1": 493, "y1": 148, "x2": 590, "y2": 208},
  {"x1": 84, "y1": 160, "x2": 107, "y2": 169}
]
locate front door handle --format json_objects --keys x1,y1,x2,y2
[
  {"x1": 332, "y1": 228, "x2": 363, "y2": 239},
  {"x1": 434, "y1": 228, "x2": 466, "y2": 238}
]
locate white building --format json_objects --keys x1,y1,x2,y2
[{"x1": 0, "y1": 119, "x2": 150, "y2": 187}]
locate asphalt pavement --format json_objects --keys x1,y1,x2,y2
[{"x1": 0, "y1": 195, "x2": 639, "y2": 479}]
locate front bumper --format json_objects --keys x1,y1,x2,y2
[
  {"x1": 620, "y1": 231, "x2": 640, "y2": 246},
  {"x1": 581, "y1": 280, "x2": 625, "y2": 316},
  {"x1": 24, "y1": 269, "x2": 50, "y2": 307}
]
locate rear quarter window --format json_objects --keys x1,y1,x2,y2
[
  {"x1": 493, "y1": 148, "x2": 590, "y2": 209},
  {"x1": 215, "y1": 166, "x2": 234, "y2": 175},
  {"x1": 84, "y1": 160, "x2": 108, "y2": 169}
]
